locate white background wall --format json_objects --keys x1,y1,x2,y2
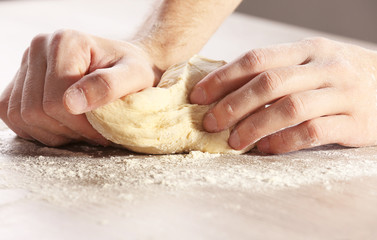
[{"x1": 236, "y1": 0, "x2": 377, "y2": 43}]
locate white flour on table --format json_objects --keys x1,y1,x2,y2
[{"x1": 1, "y1": 126, "x2": 377, "y2": 207}]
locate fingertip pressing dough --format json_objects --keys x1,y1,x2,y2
[{"x1": 86, "y1": 55, "x2": 253, "y2": 154}]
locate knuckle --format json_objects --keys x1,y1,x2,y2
[
  {"x1": 30, "y1": 34, "x2": 48, "y2": 48},
  {"x1": 93, "y1": 72, "x2": 113, "y2": 98},
  {"x1": 306, "y1": 120, "x2": 323, "y2": 144},
  {"x1": 275, "y1": 131, "x2": 290, "y2": 147},
  {"x1": 301, "y1": 37, "x2": 333, "y2": 55},
  {"x1": 7, "y1": 107, "x2": 22, "y2": 125},
  {"x1": 242, "y1": 49, "x2": 266, "y2": 69},
  {"x1": 48, "y1": 29, "x2": 76, "y2": 54},
  {"x1": 326, "y1": 58, "x2": 352, "y2": 73},
  {"x1": 21, "y1": 107, "x2": 42, "y2": 126},
  {"x1": 221, "y1": 97, "x2": 237, "y2": 117},
  {"x1": 245, "y1": 119, "x2": 260, "y2": 139},
  {"x1": 257, "y1": 71, "x2": 283, "y2": 94},
  {"x1": 49, "y1": 30, "x2": 64, "y2": 48},
  {"x1": 210, "y1": 69, "x2": 228, "y2": 89},
  {"x1": 303, "y1": 37, "x2": 328, "y2": 47},
  {"x1": 50, "y1": 29, "x2": 74, "y2": 43},
  {"x1": 280, "y1": 95, "x2": 305, "y2": 119},
  {"x1": 42, "y1": 100, "x2": 61, "y2": 117}
]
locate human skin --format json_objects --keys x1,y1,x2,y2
[
  {"x1": 190, "y1": 37, "x2": 377, "y2": 154},
  {"x1": 0, "y1": 0, "x2": 241, "y2": 146},
  {"x1": 3, "y1": 1, "x2": 377, "y2": 155}
]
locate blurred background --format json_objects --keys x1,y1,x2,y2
[
  {"x1": 236, "y1": 0, "x2": 377, "y2": 43},
  {"x1": 0, "y1": 0, "x2": 375, "y2": 43}
]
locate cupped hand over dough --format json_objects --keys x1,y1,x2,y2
[{"x1": 0, "y1": 29, "x2": 161, "y2": 146}]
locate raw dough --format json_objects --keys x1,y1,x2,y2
[{"x1": 86, "y1": 55, "x2": 252, "y2": 154}]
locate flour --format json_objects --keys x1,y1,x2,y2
[
  {"x1": 2, "y1": 143, "x2": 377, "y2": 208},
  {"x1": 1, "y1": 125, "x2": 377, "y2": 207}
]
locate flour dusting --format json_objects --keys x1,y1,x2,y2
[{"x1": 1, "y1": 127, "x2": 377, "y2": 207}]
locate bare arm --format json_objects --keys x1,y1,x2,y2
[{"x1": 133, "y1": 0, "x2": 242, "y2": 71}]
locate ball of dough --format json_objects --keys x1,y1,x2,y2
[{"x1": 86, "y1": 55, "x2": 252, "y2": 154}]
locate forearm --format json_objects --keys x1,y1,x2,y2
[{"x1": 132, "y1": 0, "x2": 242, "y2": 72}]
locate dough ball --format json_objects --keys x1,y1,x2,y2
[{"x1": 86, "y1": 55, "x2": 252, "y2": 154}]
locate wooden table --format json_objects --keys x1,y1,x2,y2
[{"x1": 1, "y1": 1, "x2": 377, "y2": 239}]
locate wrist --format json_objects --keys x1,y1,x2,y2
[{"x1": 131, "y1": 36, "x2": 188, "y2": 73}]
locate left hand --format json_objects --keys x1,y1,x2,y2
[{"x1": 190, "y1": 37, "x2": 377, "y2": 154}]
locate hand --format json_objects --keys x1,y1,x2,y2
[
  {"x1": 190, "y1": 37, "x2": 377, "y2": 154},
  {"x1": 0, "y1": 29, "x2": 160, "y2": 146}
]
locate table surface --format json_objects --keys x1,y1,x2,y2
[{"x1": 1, "y1": 1, "x2": 377, "y2": 239}]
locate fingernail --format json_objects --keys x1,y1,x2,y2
[
  {"x1": 229, "y1": 130, "x2": 240, "y2": 149},
  {"x1": 191, "y1": 87, "x2": 207, "y2": 104},
  {"x1": 65, "y1": 87, "x2": 87, "y2": 114},
  {"x1": 258, "y1": 138, "x2": 270, "y2": 153},
  {"x1": 204, "y1": 113, "x2": 218, "y2": 131}
]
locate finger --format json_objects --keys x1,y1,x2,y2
[
  {"x1": 63, "y1": 57, "x2": 155, "y2": 114},
  {"x1": 256, "y1": 115, "x2": 357, "y2": 154},
  {"x1": 0, "y1": 77, "x2": 32, "y2": 139},
  {"x1": 190, "y1": 40, "x2": 313, "y2": 105},
  {"x1": 228, "y1": 88, "x2": 346, "y2": 150},
  {"x1": 7, "y1": 49, "x2": 32, "y2": 135},
  {"x1": 203, "y1": 64, "x2": 325, "y2": 132},
  {"x1": 21, "y1": 34, "x2": 81, "y2": 140},
  {"x1": 7, "y1": 49, "x2": 70, "y2": 146},
  {"x1": 43, "y1": 30, "x2": 109, "y2": 145}
]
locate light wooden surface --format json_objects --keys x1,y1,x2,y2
[{"x1": 1, "y1": 1, "x2": 377, "y2": 239}]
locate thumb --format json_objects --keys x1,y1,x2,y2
[{"x1": 63, "y1": 60, "x2": 156, "y2": 115}]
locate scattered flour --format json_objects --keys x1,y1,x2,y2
[{"x1": 1, "y1": 127, "x2": 377, "y2": 207}]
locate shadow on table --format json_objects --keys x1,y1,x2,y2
[{"x1": 0, "y1": 127, "x2": 349, "y2": 159}]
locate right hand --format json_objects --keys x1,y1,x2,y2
[{"x1": 0, "y1": 29, "x2": 161, "y2": 146}]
